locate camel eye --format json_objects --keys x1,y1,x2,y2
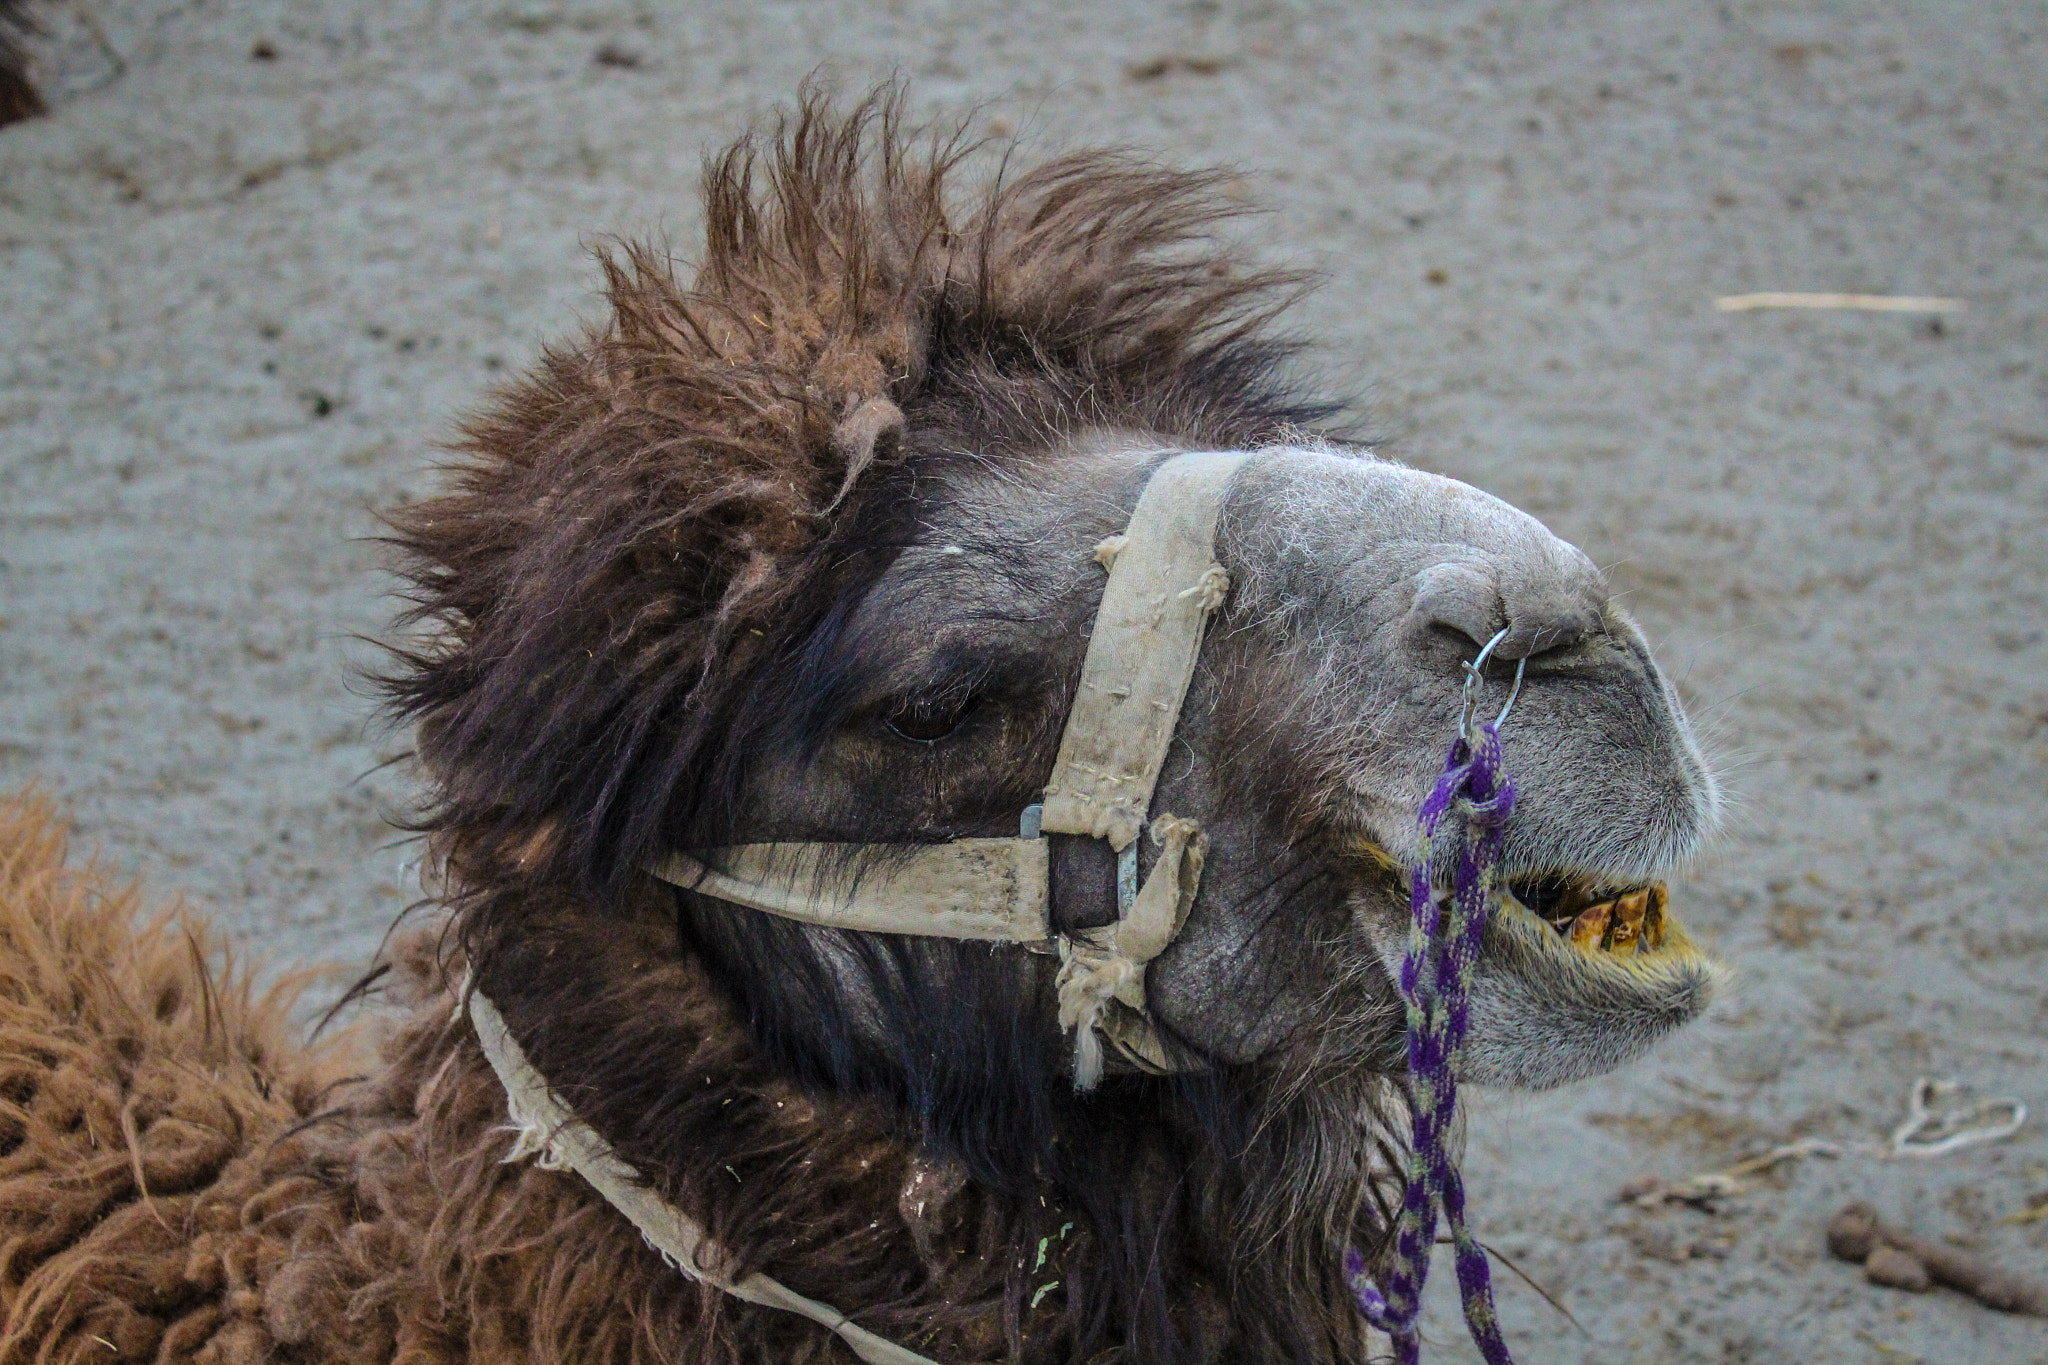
[{"x1": 885, "y1": 694, "x2": 978, "y2": 744}]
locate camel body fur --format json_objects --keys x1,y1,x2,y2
[{"x1": 0, "y1": 794, "x2": 1120, "y2": 1363}]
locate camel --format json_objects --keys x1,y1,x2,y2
[{"x1": 0, "y1": 89, "x2": 1721, "y2": 1363}]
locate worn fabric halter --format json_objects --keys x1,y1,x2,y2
[
  {"x1": 465, "y1": 450, "x2": 1248, "y2": 1364},
  {"x1": 648, "y1": 448, "x2": 1249, "y2": 1088}
]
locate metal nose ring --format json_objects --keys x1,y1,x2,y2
[{"x1": 1458, "y1": 626, "x2": 1528, "y2": 742}]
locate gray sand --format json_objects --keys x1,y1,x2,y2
[{"x1": 2, "y1": 2, "x2": 2043, "y2": 1360}]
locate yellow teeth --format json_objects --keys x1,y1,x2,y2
[
  {"x1": 1568, "y1": 900, "x2": 1611, "y2": 950},
  {"x1": 1554, "y1": 884, "x2": 1669, "y2": 957},
  {"x1": 1610, "y1": 890, "x2": 1648, "y2": 951}
]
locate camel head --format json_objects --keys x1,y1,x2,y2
[
  {"x1": 876, "y1": 441, "x2": 1717, "y2": 1087},
  {"x1": 381, "y1": 88, "x2": 1719, "y2": 1351}
]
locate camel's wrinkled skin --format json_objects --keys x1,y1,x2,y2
[{"x1": 0, "y1": 89, "x2": 1719, "y2": 1364}]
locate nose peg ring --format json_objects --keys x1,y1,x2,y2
[{"x1": 1457, "y1": 626, "x2": 1528, "y2": 744}]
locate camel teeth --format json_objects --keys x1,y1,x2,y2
[
  {"x1": 1610, "y1": 890, "x2": 1649, "y2": 951},
  {"x1": 1533, "y1": 883, "x2": 1676, "y2": 958},
  {"x1": 1568, "y1": 901, "x2": 1613, "y2": 951}
]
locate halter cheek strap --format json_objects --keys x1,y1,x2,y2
[{"x1": 646, "y1": 451, "x2": 1248, "y2": 1087}]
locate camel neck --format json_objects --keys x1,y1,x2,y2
[{"x1": 467, "y1": 984, "x2": 943, "y2": 1365}]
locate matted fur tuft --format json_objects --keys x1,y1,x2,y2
[
  {"x1": 380, "y1": 82, "x2": 1331, "y2": 901},
  {"x1": 0, "y1": 793, "x2": 345, "y2": 1359}
]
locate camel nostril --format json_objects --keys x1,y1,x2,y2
[
  {"x1": 1406, "y1": 562, "x2": 1502, "y2": 651},
  {"x1": 1499, "y1": 618, "x2": 1594, "y2": 661},
  {"x1": 1495, "y1": 604, "x2": 1602, "y2": 661},
  {"x1": 1406, "y1": 563, "x2": 1605, "y2": 664}
]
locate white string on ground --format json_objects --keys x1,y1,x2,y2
[
  {"x1": 1885, "y1": 1078, "x2": 2027, "y2": 1159},
  {"x1": 1712, "y1": 292, "x2": 1965, "y2": 313},
  {"x1": 1622, "y1": 1076, "x2": 2027, "y2": 1209}
]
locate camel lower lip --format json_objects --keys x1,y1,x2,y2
[{"x1": 1354, "y1": 851, "x2": 1721, "y2": 1087}]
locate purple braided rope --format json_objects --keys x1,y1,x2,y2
[{"x1": 1344, "y1": 721, "x2": 1516, "y2": 1365}]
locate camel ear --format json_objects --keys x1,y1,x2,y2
[{"x1": 826, "y1": 396, "x2": 905, "y2": 511}]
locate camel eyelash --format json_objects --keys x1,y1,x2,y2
[{"x1": 883, "y1": 692, "x2": 984, "y2": 744}]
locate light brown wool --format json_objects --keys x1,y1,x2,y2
[{"x1": 0, "y1": 793, "x2": 1044, "y2": 1362}]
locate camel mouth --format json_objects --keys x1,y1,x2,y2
[
  {"x1": 1490, "y1": 870, "x2": 1711, "y2": 989},
  {"x1": 1346, "y1": 844, "x2": 1703, "y2": 970},
  {"x1": 1348, "y1": 848, "x2": 1719, "y2": 1087}
]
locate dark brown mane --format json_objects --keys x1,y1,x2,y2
[{"x1": 381, "y1": 82, "x2": 1333, "y2": 901}]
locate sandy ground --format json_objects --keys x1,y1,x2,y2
[{"x1": 3, "y1": 1, "x2": 2045, "y2": 1360}]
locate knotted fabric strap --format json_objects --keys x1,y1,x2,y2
[
  {"x1": 1042, "y1": 450, "x2": 1244, "y2": 1087},
  {"x1": 646, "y1": 451, "x2": 1248, "y2": 1088},
  {"x1": 468, "y1": 987, "x2": 943, "y2": 1365},
  {"x1": 1054, "y1": 813, "x2": 1208, "y2": 1086}
]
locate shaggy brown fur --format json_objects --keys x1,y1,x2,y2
[
  {"x1": 0, "y1": 792, "x2": 342, "y2": 1360},
  {"x1": 0, "y1": 794, "x2": 1364, "y2": 1363}
]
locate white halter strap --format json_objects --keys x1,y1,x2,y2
[
  {"x1": 468, "y1": 986, "x2": 943, "y2": 1365},
  {"x1": 645, "y1": 450, "x2": 1247, "y2": 1086}
]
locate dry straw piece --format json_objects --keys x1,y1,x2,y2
[{"x1": 1713, "y1": 292, "x2": 1965, "y2": 313}]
